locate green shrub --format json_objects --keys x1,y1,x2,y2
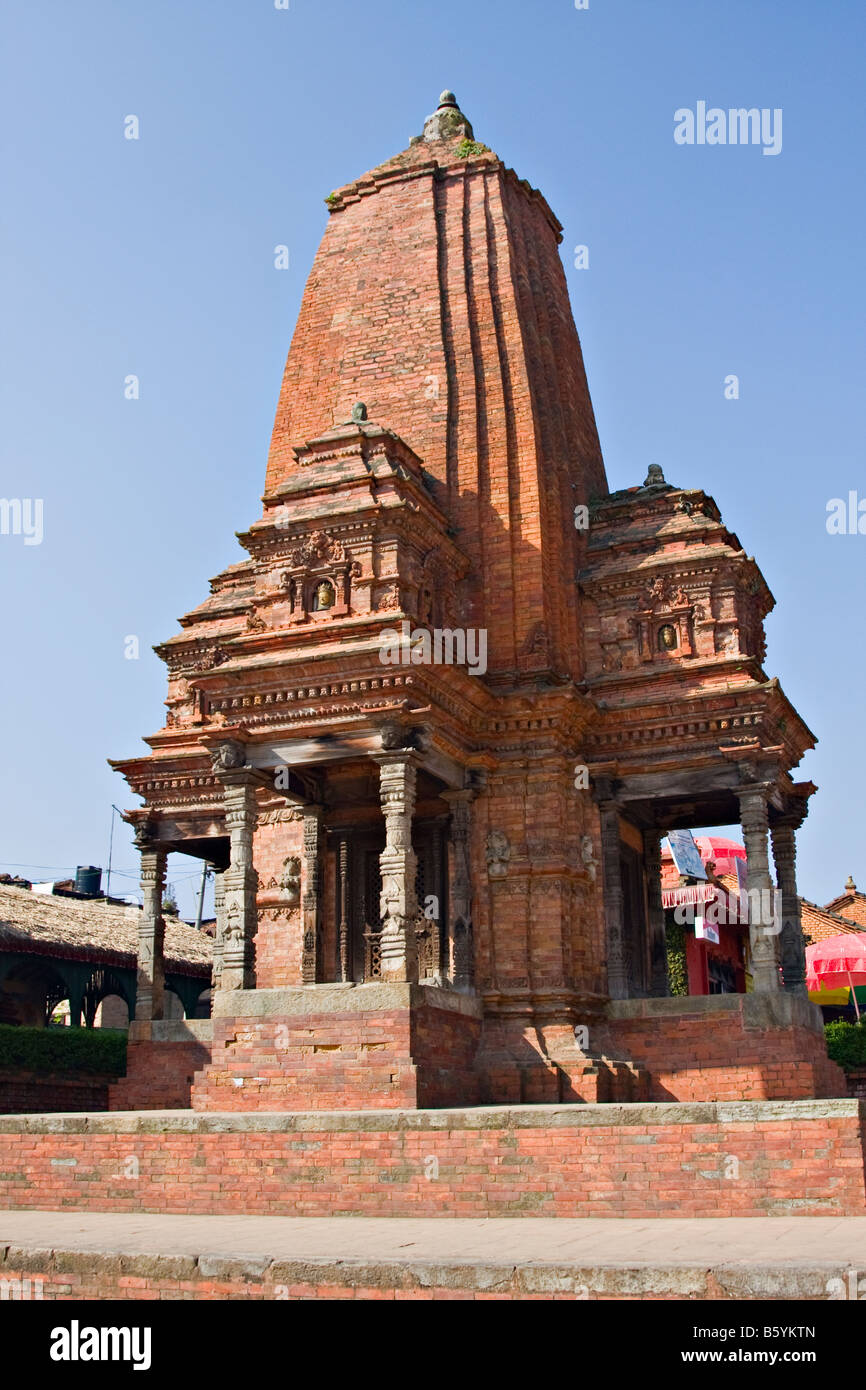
[
  {"x1": 0, "y1": 1024, "x2": 127, "y2": 1076},
  {"x1": 666, "y1": 919, "x2": 688, "y2": 996},
  {"x1": 824, "y1": 1020, "x2": 866, "y2": 1072},
  {"x1": 455, "y1": 138, "x2": 490, "y2": 159}
]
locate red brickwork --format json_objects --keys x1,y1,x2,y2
[
  {"x1": 0, "y1": 1105, "x2": 863, "y2": 1218},
  {"x1": 0, "y1": 1069, "x2": 110, "y2": 1114},
  {"x1": 611, "y1": 1004, "x2": 847, "y2": 1103},
  {"x1": 192, "y1": 1005, "x2": 480, "y2": 1111},
  {"x1": 847, "y1": 1069, "x2": 866, "y2": 1101},
  {"x1": 264, "y1": 144, "x2": 604, "y2": 684},
  {"x1": 108, "y1": 1041, "x2": 211, "y2": 1111},
  {"x1": 252, "y1": 816, "x2": 304, "y2": 988}
]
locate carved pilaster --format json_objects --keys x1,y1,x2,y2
[
  {"x1": 771, "y1": 821, "x2": 808, "y2": 998},
  {"x1": 374, "y1": 752, "x2": 419, "y2": 983},
  {"x1": 135, "y1": 847, "x2": 166, "y2": 1021},
  {"x1": 644, "y1": 829, "x2": 669, "y2": 997},
  {"x1": 302, "y1": 805, "x2": 324, "y2": 984},
  {"x1": 598, "y1": 801, "x2": 628, "y2": 1000},
  {"x1": 736, "y1": 784, "x2": 781, "y2": 993},
  {"x1": 218, "y1": 769, "x2": 259, "y2": 991},
  {"x1": 443, "y1": 788, "x2": 474, "y2": 990}
]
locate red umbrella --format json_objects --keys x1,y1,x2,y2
[{"x1": 806, "y1": 933, "x2": 866, "y2": 1019}]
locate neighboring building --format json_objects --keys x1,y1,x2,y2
[
  {"x1": 0, "y1": 882, "x2": 211, "y2": 1027},
  {"x1": 824, "y1": 876, "x2": 866, "y2": 928},
  {"x1": 662, "y1": 837, "x2": 866, "y2": 1004},
  {"x1": 107, "y1": 92, "x2": 836, "y2": 1109},
  {"x1": 661, "y1": 837, "x2": 749, "y2": 996}
]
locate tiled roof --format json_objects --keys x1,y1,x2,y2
[
  {"x1": 711, "y1": 875, "x2": 865, "y2": 945},
  {"x1": 824, "y1": 891, "x2": 866, "y2": 927},
  {"x1": 799, "y1": 898, "x2": 866, "y2": 946},
  {"x1": 0, "y1": 885, "x2": 211, "y2": 975}
]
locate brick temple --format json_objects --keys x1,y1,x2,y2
[{"x1": 109, "y1": 90, "x2": 842, "y2": 1113}]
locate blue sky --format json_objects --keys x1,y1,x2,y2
[{"x1": 1, "y1": 0, "x2": 863, "y2": 916}]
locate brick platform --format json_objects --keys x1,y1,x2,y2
[
  {"x1": 108, "y1": 1021, "x2": 212, "y2": 1112},
  {"x1": 3, "y1": 1211, "x2": 865, "y2": 1301},
  {"x1": 112, "y1": 990, "x2": 846, "y2": 1113},
  {"x1": 0, "y1": 1069, "x2": 111, "y2": 1115},
  {"x1": 0, "y1": 1100, "x2": 863, "y2": 1220},
  {"x1": 607, "y1": 995, "x2": 846, "y2": 1102},
  {"x1": 192, "y1": 984, "x2": 481, "y2": 1111}
]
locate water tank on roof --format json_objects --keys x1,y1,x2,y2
[{"x1": 75, "y1": 865, "x2": 102, "y2": 896}]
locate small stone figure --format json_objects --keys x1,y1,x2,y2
[
  {"x1": 486, "y1": 830, "x2": 510, "y2": 879},
  {"x1": 210, "y1": 740, "x2": 246, "y2": 772}
]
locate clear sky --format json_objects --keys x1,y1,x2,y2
[{"x1": 2, "y1": 0, "x2": 863, "y2": 917}]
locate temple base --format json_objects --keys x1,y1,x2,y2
[{"x1": 109, "y1": 990, "x2": 847, "y2": 1113}]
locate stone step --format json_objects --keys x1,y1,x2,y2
[{"x1": 3, "y1": 1209, "x2": 864, "y2": 1301}]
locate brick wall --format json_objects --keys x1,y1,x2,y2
[
  {"x1": 847, "y1": 1068, "x2": 866, "y2": 1101},
  {"x1": 0, "y1": 1103, "x2": 862, "y2": 1219},
  {"x1": 108, "y1": 1022, "x2": 212, "y2": 1111},
  {"x1": 0, "y1": 1068, "x2": 110, "y2": 1114},
  {"x1": 609, "y1": 996, "x2": 847, "y2": 1102},
  {"x1": 193, "y1": 997, "x2": 481, "y2": 1111}
]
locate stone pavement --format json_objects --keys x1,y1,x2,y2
[{"x1": 2, "y1": 1211, "x2": 865, "y2": 1299}]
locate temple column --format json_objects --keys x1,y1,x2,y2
[
  {"x1": 134, "y1": 845, "x2": 166, "y2": 1021},
  {"x1": 736, "y1": 784, "x2": 781, "y2": 993},
  {"x1": 644, "y1": 829, "x2": 669, "y2": 997},
  {"x1": 597, "y1": 795, "x2": 628, "y2": 1000},
  {"x1": 443, "y1": 788, "x2": 474, "y2": 990},
  {"x1": 374, "y1": 751, "x2": 419, "y2": 984},
  {"x1": 217, "y1": 767, "x2": 259, "y2": 992},
  {"x1": 337, "y1": 833, "x2": 350, "y2": 983},
  {"x1": 301, "y1": 805, "x2": 324, "y2": 984},
  {"x1": 771, "y1": 820, "x2": 808, "y2": 998},
  {"x1": 211, "y1": 867, "x2": 225, "y2": 992}
]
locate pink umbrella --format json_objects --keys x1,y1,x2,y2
[{"x1": 806, "y1": 933, "x2": 866, "y2": 1019}]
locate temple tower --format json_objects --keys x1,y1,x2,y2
[{"x1": 111, "y1": 93, "x2": 837, "y2": 1110}]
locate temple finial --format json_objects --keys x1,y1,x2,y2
[{"x1": 423, "y1": 90, "x2": 474, "y2": 142}]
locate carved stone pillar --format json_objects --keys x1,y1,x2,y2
[
  {"x1": 374, "y1": 752, "x2": 419, "y2": 983},
  {"x1": 337, "y1": 835, "x2": 350, "y2": 983},
  {"x1": 770, "y1": 821, "x2": 808, "y2": 997},
  {"x1": 736, "y1": 784, "x2": 780, "y2": 993},
  {"x1": 598, "y1": 799, "x2": 628, "y2": 1000},
  {"x1": 211, "y1": 867, "x2": 225, "y2": 992},
  {"x1": 428, "y1": 823, "x2": 444, "y2": 981},
  {"x1": 443, "y1": 788, "x2": 474, "y2": 989},
  {"x1": 218, "y1": 770, "x2": 259, "y2": 991},
  {"x1": 135, "y1": 846, "x2": 166, "y2": 1021},
  {"x1": 301, "y1": 805, "x2": 324, "y2": 985},
  {"x1": 644, "y1": 829, "x2": 669, "y2": 997}
]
